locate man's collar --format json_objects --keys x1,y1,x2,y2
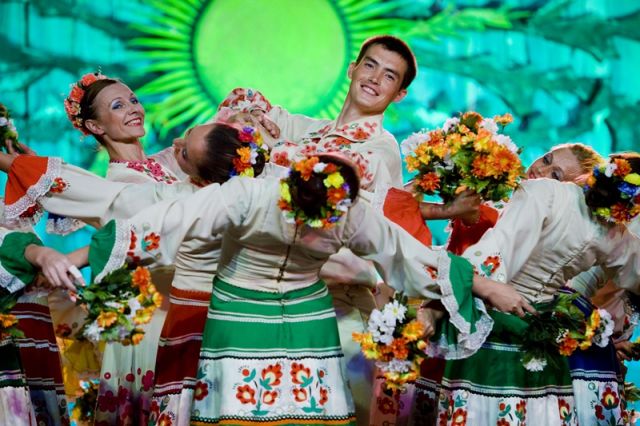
[{"x1": 311, "y1": 114, "x2": 385, "y2": 142}]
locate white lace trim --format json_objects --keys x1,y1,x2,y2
[
  {"x1": 430, "y1": 250, "x2": 494, "y2": 359},
  {"x1": 0, "y1": 232, "x2": 26, "y2": 293},
  {"x1": 45, "y1": 216, "x2": 86, "y2": 236},
  {"x1": 426, "y1": 298, "x2": 494, "y2": 360},
  {"x1": 94, "y1": 220, "x2": 132, "y2": 283},
  {"x1": 2, "y1": 157, "x2": 63, "y2": 228}
]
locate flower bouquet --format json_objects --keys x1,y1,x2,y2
[
  {"x1": 352, "y1": 293, "x2": 429, "y2": 393},
  {"x1": 76, "y1": 265, "x2": 162, "y2": 345},
  {"x1": 519, "y1": 293, "x2": 614, "y2": 372},
  {"x1": 0, "y1": 103, "x2": 23, "y2": 153},
  {"x1": 0, "y1": 290, "x2": 23, "y2": 339},
  {"x1": 401, "y1": 111, "x2": 523, "y2": 203}
]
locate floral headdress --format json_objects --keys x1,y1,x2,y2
[
  {"x1": 401, "y1": 111, "x2": 523, "y2": 203},
  {"x1": 0, "y1": 103, "x2": 20, "y2": 152},
  {"x1": 278, "y1": 156, "x2": 354, "y2": 229},
  {"x1": 584, "y1": 157, "x2": 640, "y2": 224},
  {"x1": 230, "y1": 125, "x2": 269, "y2": 178},
  {"x1": 64, "y1": 72, "x2": 109, "y2": 135}
]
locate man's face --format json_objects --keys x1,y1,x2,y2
[{"x1": 347, "y1": 44, "x2": 408, "y2": 115}]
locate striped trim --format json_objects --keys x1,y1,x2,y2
[
  {"x1": 207, "y1": 307, "x2": 336, "y2": 324},
  {"x1": 570, "y1": 369, "x2": 618, "y2": 381},
  {"x1": 158, "y1": 332, "x2": 203, "y2": 347},
  {"x1": 212, "y1": 283, "x2": 328, "y2": 306},
  {"x1": 441, "y1": 378, "x2": 574, "y2": 398},
  {"x1": 94, "y1": 219, "x2": 132, "y2": 282},
  {"x1": 200, "y1": 346, "x2": 343, "y2": 359},
  {"x1": 480, "y1": 341, "x2": 521, "y2": 352}
]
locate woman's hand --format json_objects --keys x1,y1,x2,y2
[
  {"x1": 417, "y1": 306, "x2": 443, "y2": 339},
  {"x1": 446, "y1": 190, "x2": 481, "y2": 224},
  {"x1": 24, "y1": 245, "x2": 85, "y2": 292},
  {"x1": 5, "y1": 139, "x2": 36, "y2": 155},
  {"x1": 472, "y1": 275, "x2": 536, "y2": 317}
]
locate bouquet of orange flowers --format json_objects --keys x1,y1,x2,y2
[
  {"x1": 77, "y1": 265, "x2": 162, "y2": 345},
  {"x1": 519, "y1": 293, "x2": 614, "y2": 372},
  {"x1": 0, "y1": 291, "x2": 23, "y2": 340},
  {"x1": 401, "y1": 111, "x2": 523, "y2": 202},
  {"x1": 353, "y1": 293, "x2": 429, "y2": 393}
]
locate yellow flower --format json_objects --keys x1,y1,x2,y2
[
  {"x1": 152, "y1": 292, "x2": 163, "y2": 308},
  {"x1": 405, "y1": 156, "x2": 420, "y2": 172},
  {"x1": 494, "y1": 113, "x2": 513, "y2": 126},
  {"x1": 280, "y1": 181, "x2": 291, "y2": 203},
  {"x1": 624, "y1": 173, "x2": 640, "y2": 185},
  {"x1": 324, "y1": 172, "x2": 345, "y2": 189},
  {"x1": 353, "y1": 332, "x2": 381, "y2": 360},
  {"x1": 133, "y1": 308, "x2": 153, "y2": 325},
  {"x1": 308, "y1": 219, "x2": 323, "y2": 228},
  {"x1": 595, "y1": 207, "x2": 611, "y2": 218},
  {"x1": 131, "y1": 332, "x2": 145, "y2": 345},
  {"x1": 0, "y1": 314, "x2": 17, "y2": 328},
  {"x1": 240, "y1": 167, "x2": 255, "y2": 178},
  {"x1": 401, "y1": 319, "x2": 426, "y2": 342},
  {"x1": 97, "y1": 311, "x2": 118, "y2": 328}
]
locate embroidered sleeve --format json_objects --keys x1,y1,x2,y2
[
  {"x1": 0, "y1": 230, "x2": 42, "y2": 293},
  {"x1": 3, "y1": 157, "x2": 196, "y2": 230},
  {"x1": 88, "y1": 179, "x2": 252, "y2": 281}
]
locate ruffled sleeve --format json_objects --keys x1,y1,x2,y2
[
  {"x1": 447, "y1": 204, "x2": 498, "y2": 255},
  {"x1": 0, "y1": 230, "x2": 42, "y2": 293},
  {"x1": 2, "y1": 155, "x2": 197, "y2": 230}
]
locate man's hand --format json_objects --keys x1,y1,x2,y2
[
  {"x1": 250, "y1": 109, "x2": 280, "y2": 139},
  {"x1": 446, "y1": 190, "x2": 481, "y2": 224}
]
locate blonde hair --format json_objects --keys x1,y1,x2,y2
[{"x1": 552, "y1": 142, "x2": 603, "y2": 174}]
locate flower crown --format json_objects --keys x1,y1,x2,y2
[
  {"x1": 64, "y1": 72, "x2": 108, "y2": 135},
  {"x1": 584, "y1": 157, "x2": 640, "y2": 224},
  {"x1": 229, "y1": 125, "x2": 269, "y2": 177},
  {"x1": 278, "y1": 156, "x2": 353, "y2": 229}
]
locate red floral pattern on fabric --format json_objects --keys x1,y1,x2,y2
[
  {"x1": 49, "y1": 177, "x2": 69, "y2": 194},
  {"x1": 110, "y1": 158, "x2": 178, "y2": 184}
]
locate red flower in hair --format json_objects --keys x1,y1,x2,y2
[
  {"x1": 80, "y1": 73, "x2": 100, "y2": 87},
  {"x1": 69, "y1": 86, "x2": 85, "y2": 103}
]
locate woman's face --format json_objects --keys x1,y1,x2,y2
[
  {"x1": 527, "y1": 147, "x2": 584, "y2": 182},
  {"x1": 173, "y1": 123, "x2": 215, "y2": 178},
  {"x1": 88, "y1": 83, "x2": 145, "y2": 142}
]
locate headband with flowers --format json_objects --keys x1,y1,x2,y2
[
  {"x1": 64, "y1": 72, "x2": 109, "y2": 135},
  {"x1": 278, "y1": 156, "x2": 354, "y2": 229},
  {"x1": 229, "y1": 125, "x2": 269, "y2": 178},
  {"x1": 584, "y1": 157, "x2": 640, "y2": 224}
]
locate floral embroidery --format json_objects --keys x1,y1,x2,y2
[
  {"x1": 290, "y1": 362, "x2": 312, "y2": 385},
  {"x1": 111, "y1": 158, "x2": 178, "y2": 184},
  {"x1": 557, "y1": 398, "x2": 572, "y2": 423},
  {"x1": 143, "y1": 232, "x2": 160, "y2": 252},
  {"x1": 157, "y1": 412, "x2": 173, "y2": 426},
  {"x1": 425, "y1": 265, "x2": 438, "y2": 280},
  {"x1": 194, "y1": 380, "x2": 209, "y2": 401},
  {"x1": 351, "y1": 127, "x2": 370, "y2": 140},
  {"x1": 333, "y1": 136, "x2": 352, "y2": 146},
  {"x1": 481, "y1": 255, "x2": 501, "y2": 276},
  {"x1": 600, "y1": 386, "x2": 620, "y2": 409},
  {"x1": 49, "y1": 177, "x2": 69, "y2": 194},
  {"x1": 236, "y1": 384, "x2": 256, "y2": 404},
  {"x1": 451, "y1": 407, "x2": 467, "y2": 426},
  {"x1": 272, "y1": 151, "x2": 290, "y2": 167},
  {"x1": 377, "y1": 395, "x2": 396, "y2": 415},
  {"x1": 290, "y1": 363, "x2": 330, "y2": 413},
  {"x1": 97, "y1": 390, "x2": 117, "y2": 412},
  {"x1": 515, "y1": 399, "x2": 527, "y2": 422},
  {"x1": 293, "y1": 388, "x2": 307, "y2": 402},
  {"x1": 262, "y1": 390, "x2": 278, "y2": 405}
]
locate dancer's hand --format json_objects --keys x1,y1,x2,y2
[
  {"x1": 447, "y1": 190, "x2": 481, "y2": 224},
  {"x1": 24, "y1": 245, "x2": 85, "y2": 292},
  {"x1": 472, "y1": 276, "x2": 536, "y2": 318},
  {"x1": 250, "y1": 109, "x2": 280, "y2": 139},
  {"x1": 417, "y1": 306, "x2": 442, "y2": 339},
  {"x1": 4, "y1": 138, "x2": 36, "y2": 155}
]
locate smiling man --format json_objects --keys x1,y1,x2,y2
[{"x1": 216, "y1": 35, "x2": 417, "y2": 425}]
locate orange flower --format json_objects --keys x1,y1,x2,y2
[
  {"x1": 319, "y1": 387, "x2": 329, "y2": 405},
  {"x1": 262, "y1": 390, "x2": 278, "y2": 405},
  {"x1": 131, "y1": 332, "x2": 144, "y2": 345},
  {"x1": 558, "y1": 335, "x2": 579, "y2": 356},
  {"x1": 351, "y1": 127, "x2": 370, "y2": 140},
  {"x1": 290, "y1": 362, "x2": 311, "y2": 385},
  {"x1": 613, "y1": 158, "x2": 632, "y2": 177},
  {"x1": 96, "y1": 311, "x2": 118, "y2": 328},
  {"x1": 69, "y1": 85, "x2": 85, "y2": 103},
  {"x1": 261, "y1": 363, "x2": 283, "y2": 387},
  {"x1": 417, "y1": 172, "x2": 440, "y2": 192},
  {"x1": 292, "y1": 387, "x2": 308, "y2": 402},
  {"x1": 327, "y1": 187, "x2": 347, "y2": 205},
  {"x1": 494, "y1": 113, "x2": 513, "y2": 125},
  {"x1": 131, "y1": 266, "x2": 151, "y2": 289},
  {"x1": 236, "y1": 146, "x2": 252, "y2": 164},
  {"x1": 233, "y1": 156, "x2": 251, "y2": 174},
  {"x1": 389, "y1": 337, "x2": 409, "y2": 360},
  {"x1": 294, "y1": 156, "x2": 319, "y2": 181},
  {"x1": 611, "y1": 203, "x2": 631, "y2": 223}
]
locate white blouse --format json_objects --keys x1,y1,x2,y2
[{"x1": 463, "y1": 179, "x2": 640, "y2": 303}]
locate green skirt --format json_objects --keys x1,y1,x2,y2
[{"x1": 190, "y1": 279, "x2": 356, "y2": 425}]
